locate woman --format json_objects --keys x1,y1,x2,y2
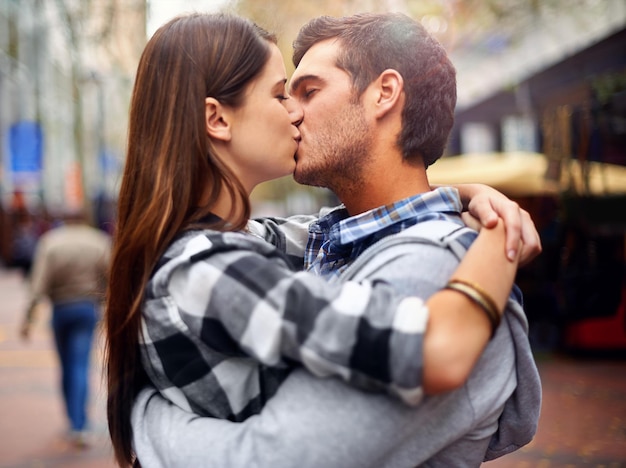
[{"x1": 105, "y1": 13, "x2": 533, "y2": 467}]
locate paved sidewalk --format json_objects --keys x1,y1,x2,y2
[
  {"x1": 486, "y1": 353, "x2": 626, "y2": 467},
  {"x1": 0, "y1": 268, "x2": 115, "y2": 468},
  {"x1": 1, "y1": 267, "x2": 625, "y2": 467}
]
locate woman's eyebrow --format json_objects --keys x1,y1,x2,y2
[{"x1": 273, "y1": 78, "x2": 288, "y2": 89}]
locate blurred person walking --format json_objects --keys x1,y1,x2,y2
[
  {"x1": 20, "y1": 209, "x2": 111, "y2": 448},
  {"x1": 9, "y1": 205, "x2": 38, "y2": 278}
]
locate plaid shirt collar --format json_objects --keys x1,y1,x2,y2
[{"x1": 304, "y1": 187, "x2": 463, "y2": 279}]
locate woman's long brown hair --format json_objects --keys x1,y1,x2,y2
[{"x1": 104, "y1": 14, "x2": 276, "y2": 466}]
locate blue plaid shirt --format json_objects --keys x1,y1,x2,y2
[{"x1": 305, "y1": 187, "x2": 464, "y2": 280}]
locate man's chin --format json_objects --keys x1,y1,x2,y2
[
  {"x1": 293, "y1": 170, "x2": 323, "y2": 188},
  {"x1": 293, "y1": 160, "x2": 321, "y2": 186},
  {"x1": 292, "y1": 165, "x2": 308, "y2": 185}
]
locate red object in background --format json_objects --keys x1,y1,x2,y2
[
  {"x1": 565, "y1": 285, "x2": 626, "y2": 350},
  {"x1": 10, "y1": 190, "x2": 27, "y2": 212}
]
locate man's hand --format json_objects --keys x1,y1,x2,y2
[
  {"x1": 20, "y1": 301, "x2": 38, "y2": 342},
  {"x1": 455, "y1": 184, "x2": 542, "y2": 265}
]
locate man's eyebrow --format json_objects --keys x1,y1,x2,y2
[{"x1": 289, "y1": 74, "x2": 321, "y2": 94}]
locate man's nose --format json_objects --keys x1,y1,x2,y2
[{"x1": 286, "y1": 98, "x2": 303, "y2": 126}]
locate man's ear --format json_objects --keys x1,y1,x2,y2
[
  {"x1": 373, "y1": 69, "x2": 403, "y2": 119},
  {"x1": 205, "y1": 97, "x2": 231, "y2": 142}
]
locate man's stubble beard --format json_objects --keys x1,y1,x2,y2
[{"x1": 293, "y1": 103, "x2": 373, "y2": 199}]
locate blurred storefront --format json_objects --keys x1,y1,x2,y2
[
  {"x1": 429, "y1": 152, "x2": 626, "y2": 351},
  {"x1": 434, "y1": 13, "x2": 626, "y2": 351}
]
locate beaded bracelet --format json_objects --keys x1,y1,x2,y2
[{"x1": 445, "y1": 279, "x2": 502, "y2": 337}]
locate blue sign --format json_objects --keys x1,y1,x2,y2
[
  {"x1": 9, "y1": 121, "x2": 43, "y2": 174},
  {"x1": 99, "y1": 148, "x2": 120, "y2": 173}
]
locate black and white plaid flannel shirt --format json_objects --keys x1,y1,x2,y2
[{"x1": 140, "y1": 224, "x2": 428, "y2": 421}]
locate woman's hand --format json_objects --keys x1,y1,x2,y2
[{"x1": 453, "y1": 183, "x2": 542, "y2": 265}]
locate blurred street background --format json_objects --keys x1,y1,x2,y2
[{"x1": 1, "y1": 0, "x2": 626, "y2": 467}]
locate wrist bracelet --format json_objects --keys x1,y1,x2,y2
[{"x1": 445, "y1": 279, "x2": 502, "y2": 337}]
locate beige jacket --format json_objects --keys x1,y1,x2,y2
[{"x1": 29, "y1": 224, "x2": 111, "y2": 304}]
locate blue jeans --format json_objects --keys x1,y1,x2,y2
[{"x1": 51, "y1": 300, "x2": 98, "y2": 432}]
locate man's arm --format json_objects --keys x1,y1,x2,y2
[
  {"x1": 132, "y1": 367, "x2": 488, "y2": 468},
  {"x1": 19, "y1": 236, "x2": 48, "y2": 341}
]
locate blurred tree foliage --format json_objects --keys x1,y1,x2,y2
[
  {"x1": 232, "y1": 0, "x2": 600, "y2": 59},
  {"x1": 47, "y1": 0, "x2": 143, "y2": 217}
]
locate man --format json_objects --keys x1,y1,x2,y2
[
  {"x1": 131, "y1": 13, "x2": 541, "y2": 467},
  {"x1": 21, "y1": 210, "x2": 111, "y2": 448}
]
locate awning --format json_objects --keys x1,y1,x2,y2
[{"x1": 427, "y1": 152, "x2": 626, "y2": 197}]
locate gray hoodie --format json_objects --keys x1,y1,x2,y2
[{"x1": 132, "y1": 220, "x2": 541, "y2": 468}]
